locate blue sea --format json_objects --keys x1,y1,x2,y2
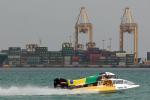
[{"x1": 0, "y1": 68, "x2": 149, "y2": 100}]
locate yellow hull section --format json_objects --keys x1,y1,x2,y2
[
  {"x1": 68, "y1": 78, "x2": 86, "y2": 86},
  {"x1": 73, "y1": 85, "x2": 116, "y2": 93}
]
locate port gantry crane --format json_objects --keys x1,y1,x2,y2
[
  {"x1": 75, "y1": 6, "x2": 95, "y2": 50},
  {"x1": 120, "y1": 7, "x2": 138, "y2": 64}
]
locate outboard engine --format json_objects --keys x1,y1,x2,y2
[{"x1": 54, "y1": 78, "x2": 68, "y2": 88}]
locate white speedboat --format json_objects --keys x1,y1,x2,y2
[
  {"x1": 100, "y1": 72, "x2": 140, "y2": 90},
  {"x1": 54, "y1": 72, "x2": 140, "y2": 93},
  {"x1": 109, "y1": 78, "x2": 140, "y2": 90}
]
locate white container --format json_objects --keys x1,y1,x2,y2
[
  {"x1": 116, "y1": 53, "x2": 126, "y2": 57},
  {"x1": 64, "y1": 56, "x2": 71, "y2": 61},
  {"x1": 119, "y1": 62, "x2": 126, "y2": 66},
  {"x1": 72, "y1": 62, "x2": 79, "y2": 65},
  {"x1": 64, "y1": 61, "x2": 71, "y2": 65}
]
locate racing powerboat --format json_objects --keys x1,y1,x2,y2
[{"x1": 54, "y1": 72, "x2": 139, "y2": 93}]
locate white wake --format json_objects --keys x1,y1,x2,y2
[{"x1": 0, "y1": 86, "x2": 97, "y2": 96}]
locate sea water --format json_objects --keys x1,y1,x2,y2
[{"x1": 0, "y1": 68, "x2": 149, "y2": 100}]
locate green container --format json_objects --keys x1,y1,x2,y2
[
  {"x1": 85, "y1": 74, "x2": 100, "y2": 84},
  {"x1": 62, "y1": 47, "x2": 74, "y2": 51},
  {"x1": 49, "y1": 51, "x2": 62, "y2": 57},
  {"x1": 0, "y1": 53, "x2": 8, "y2": 64}
]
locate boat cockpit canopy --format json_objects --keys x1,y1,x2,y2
[
  {"x1": 111, "y1": 79, "x2": 135, "y2": 85},
  {"x1": 100, "y1": 72, "x2": 117, "y2": 79}
]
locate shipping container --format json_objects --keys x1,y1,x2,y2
[
  {"x1": 97, "y1": 60, "x2": 105, "y2": 65},
  {"x1": 8, "y1": 47, "x2": 21, "y2": 65},
  {"x1": 72, "y1": 56, "x2": 80, "y2": 62},
  {"x1": 118, "y1": 57, "x2": 126, "y2": 62},
  {"x1": 117, "y1": 53, "x2": 126, "y2": 66},
  {"x1": 27, "y1": 56, "x2": 41, "y2": 65},
  {"x1": 89, "y1": 54, "x2": 100, "y2": 65},
  {"x1": 79, "y1": 61, "x2": 89, "y2": 65},
  {"x1": 100, "y1": 50, "x2": 115, "y2": 57},
  {"x1": 49, "y1": 59, "x2": 63, "y2": 65},
  {"x1": 110, "y1": 52, "x2": 117, "y2": 57},
  {"x1": 64, "y1": 62, "x2": 71, "y2": 65},
  {"x1": 116, "y1": 52, "x2": 126, "y2": 57},
  {"x1": 48, "y1": 51, "x2": 63, "y2": 64},
  {"x1": 41, "y1": 56, "x2": 49, "y2": 64},
  {"x1": 118, "y1": 62, "x2": 126, "y2": 66},
  {"x1": 126, "y1": 54, "x2": 134, "y2": 57},
  {"x1": 72, "y1": 62, "x2": 79, "y2": 65},
  {"x1": 62, "y1": 47, "x2": 74, "y2": 56},
  {"x1": 62, "y1": 47, "x2": 74, "y2": 50},
  {"x1": 126, "y1": 54, "x2": 134, "y2": 65},
  {"x1": 64, "y1": 56, "x2": 71, "y2": 65},
  {"x1": 0, "y1": 53, "x2": 8, "y2": 65},
  {"x1": 35, "y1": 47, "x2": 48, "y2": 58},
  {"x1": 147, "y1": 52, "x2": 150, "y2": 61},
  {"x1": 99, "y1": 56, "x2": 106, "y2": 60},
  {"x1": 87, "y1": 48, "x2": 100, "y2": 54},
  {"x1": 74, "y1": 50, "x2": 86, "y2": 56},
  {"x1": 48, "y1": 51, "x2": 62, "y2": 57},
  {"x1": 97, "y1": 56, "x2": 118, "y2": 65}
]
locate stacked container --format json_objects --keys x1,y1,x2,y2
[
  {"x1": 0, "y1": 53, "x2": 8, "y2": 65},
  {"x1": 74, "y1": 50, "x2": 88, "y2": 64},
  {"x1": 72, "y1": 56, "x2": 80, "y2": 65},
  {"x1": 27, "y1": 56, "x2": 41, "y2": 65},
  {"x1": 147, "y1": 52, "x2": 150, "y2": 61},
  {"x1": 105, "y1": 56, "x2": 118, "y2": 65},
  {"x1": 48, "y1": 51, "x2": 63, "y2": 65},
  {"x1": 87, "y1": 48, "x2": 100, "y2": 54},
  {"x1": 98, "y1": 56, "x2": 106, "y2": 65},
  {"x1": 8, "y1": 47, "x2": 21, "y2": 65},
  {"x1": 35, "y1": 47, "x2": 48, "y2": 64},
  {"x1": 116, "y1": 52, "x2": 126, "y2": 65},
  {"x1": 86, "y1": 48, "x2": 100, "y2": 65},
  {"x1": 26, "y1": 51, "x2": 41, "y2": 65},
  {"x1": 126, "y1": 54, "x2": 134, "y2": 65},
  {"x1": 20, "y1": 49, "x2": 28, "y2": 65},
  {"x1": 64, "y1": 56, "x2": 71, "y2": 65},
  {"x1": 62, "y1": 43, "x2": 73, "y2": 65},
  {"x1": 62, "y1": 47, "x2": 74, "y2": 56},
  {"x1": 100, "y1": 50, "x2": 112, "y2": 57},
  {"x1": 89, "y1": 54, "x2": 100, "y2": 65}
]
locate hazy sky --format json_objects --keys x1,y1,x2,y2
[{"x1": 0, "y1": 0, "x2": 149, "y2": 58}]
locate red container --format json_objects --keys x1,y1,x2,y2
[
  {"x1": 89, "y1": 54, "x2": 100, "y2": 65},
  {"x1": 72, "y1": 56, "x2": 80, "y2": 62}
]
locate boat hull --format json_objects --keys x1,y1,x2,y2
[
  {"x1": 71, "y1": 84, "x2": 140, "y2": 93},
  {"x1": 73, "y1": 85, "x2": 116, "y2": 93}
]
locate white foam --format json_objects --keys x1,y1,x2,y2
[{"x1": 0, "y1": 86, "x2": 97, "y2": 96}]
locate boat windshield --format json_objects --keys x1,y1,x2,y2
[
  {"x1": 123, "y1": 80, "x2": 135, "y2": 85},
  {"x1": 101, "y1": 72, "x2": 117, "y2": 79},
  {"x1": 112, "y1": 79, "x2": 135, "y2": 85},
  {"x1": 110, "y1": 75, "x2": 117, "y2": 78},
  {"x1": 112, "y1": 80, "x2": 123, "y2": 84}
]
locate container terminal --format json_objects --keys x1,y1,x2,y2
[{"x1": 0, "y1": 7, "x2": 150, "y2": 68}]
